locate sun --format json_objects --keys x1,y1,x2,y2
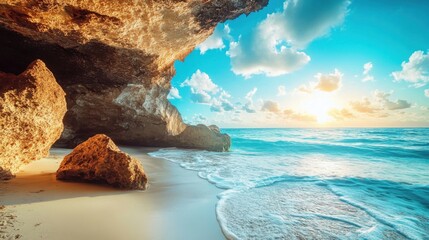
[
  {"x1": 301, "y1": 94, "x2": 336, "y2": 124},
  {"x1": 316, "y1": 112, "x2": 331, "y2": 124}
]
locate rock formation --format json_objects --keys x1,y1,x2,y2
[
  {"x1": 56, "y1": 134, "x2": 148, "y2": 190},
  {"x1": 174, "y1": 124, "x2": 231, "y2": 151},
  {"x1": 0, "y1": 0, "x2": 268, "y2": 151},
  {"x1": 0, "y1": 60, "x2": 67, "y2": 180}
]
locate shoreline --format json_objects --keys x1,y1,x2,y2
[{"x1": 0, "y1": 147, "x2": 225, "y2": 240}]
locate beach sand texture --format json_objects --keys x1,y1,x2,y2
[{"x1": 0, "y1": 148, "x2": 224, "y2": 240}]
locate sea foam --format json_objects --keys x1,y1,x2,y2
[{"x1": 149, "y1": 128, "x2": 429, "y2": 239}]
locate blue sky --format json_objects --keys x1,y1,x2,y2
[{"x1": 168, "y1": 0, "x2": 429, "y2": 128}]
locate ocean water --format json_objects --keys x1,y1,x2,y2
[{"x1": 149, "y1": 128, "x2": 429, "y2": 240}]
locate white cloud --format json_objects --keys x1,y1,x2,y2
[
  {"x1": 197, "y1": 24, "x2": 231, "y2": 54},
  {"x1": 349, "y1": 90, "x2": 412, "y2": 116},
  {"x1": 181, "y1": 70, "x2": 237, "y2": 112},
  {"x1": 188, "y1": 114, "x2": 208, "y2": 125},
  {"x1": 296, "y1": 84, "x2": 313, "y2": 94},
  {"x1": 362, "y1": 75, "x2": 374, "y2": 82},
  {"x1": 363, "y1": 62, "x2": 373, "y2": 75},
  {"x1": 392, "y1": 50, "x2": 429, "y2": 87},
  {"x1": 350, "y1": 98, "x2": 379, "y2": 114},
  {"x1": 373, "y1": 90, "x2": 391, "y2": 99},
  {"x1": 228, "y1": 36, "x2": 310, "y2": 78},
  {"x1": 181, "y1": 70, "x2": 218, "y2": 94},
  {"x1": 265, "y1": 0, "x2": 351, "y2": 48},
  {"x1": 245, "y1": 87, "x2": 258, "y2": 101},
  {"x1": 243, "y1": 88, "x2": 258, "y2": 113},
  {"x1": 210, "y1": 90, "x2": 235, "y2": 112},
  {"x1": 220, "y1": 90, "x2": 231, "y2": 99},
  {"x1": 297, "y1": 69, "x2": 343, "y2": 93},
  {"x1": 261, "y1": 100, "x2": 281, "y2": 113},
  {"x1": 384, "y1": 99, "x2": 412, "y2": 110},
  {"x1": 314, "y1": 69, "x2": 343, "y2": 92},
  {"x1": 191, "y1": 91, "x2": 212, "y2": 103},
  {"x1": 242, "y1": 104, "x2": 256, "y2": 114},
  {"x1": 181, "y1": 69, "x2": 219, "y2": 103},
  {"x1": 277, "y1": 85, "x2": 286, "y2": 96},
  {"x1": 362, "y1": 62, "x2": 374, "y2": 82},
  {"x1": 228, "y1": 0, "x2": 350, "y2": 78},
  {"x1": 425, "y1": 89, "x2": 429, "y2": 98},
  {"x1": 167, "y1": 86, "x2": 181, "y2": 99},
  {"x1": 211, "y1": 101, "x2": 234, "y2": 112},
  {"x1": 374, "y1": 90, "x2": 412, "y2": 110}
]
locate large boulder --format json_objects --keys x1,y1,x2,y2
[
  {"x1": 0, "y1": 0, "x2": 268, "y2": 151},
  {"x1": 0, "y1": 59, "x2": 66, "y2": 180},
  {"x1": 173, "y1": 125, "x2": 231, "y2": 152},
  {"x1": 56, "y1": 134, "x2": 148, "y2": 190}
]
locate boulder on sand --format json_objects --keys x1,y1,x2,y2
[
  {"x1": 56, "y1": 134, "x2": 148, "y2": 190},
  {"x1": 0, "y1": 59, "x2": 66, "y2": 180}
]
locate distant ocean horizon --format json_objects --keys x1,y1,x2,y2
[
  {"x1": 150, "y1": 128, "x2": 429, "y2": 239},
  {"x1": 220, "y1": 127, "x2": 429, "y2": 129}
]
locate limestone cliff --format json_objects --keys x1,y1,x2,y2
[
  {"x1": 0, "y1": 60, "x2": 67, "y2": 179},
  {"x1": 0, "y1": 0, "x2": 268, "y2": 151}
]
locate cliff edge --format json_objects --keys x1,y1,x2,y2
[{"x1": 0, "y1": 0, "x2": 268, "y2": 151}]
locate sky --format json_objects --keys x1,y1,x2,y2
[{"x1": 168, "y1": 0, "x2": 429, "y2": 128}]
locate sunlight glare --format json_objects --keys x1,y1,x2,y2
[{"x1": 302, "y1": 94, "x2": 336, "y2": 124}]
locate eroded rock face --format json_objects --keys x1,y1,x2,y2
[
  {"x1": 0, "y1": 0, "x2": 267, "y2": 151},
  {"x1": 56, "y1": 134, "x2": 148, "y2": 190},
  {"x1": 0, "y1": 60, "x2": 66, "y2": 180}
]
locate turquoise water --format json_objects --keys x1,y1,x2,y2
[{"x1": 149, "y1": 128, "x2": 429, "y2": 239}]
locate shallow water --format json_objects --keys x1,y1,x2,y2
[{"x1": 149, "y1": 128, "x2": 429, "y2": 239}]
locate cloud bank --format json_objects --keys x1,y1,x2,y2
[
  {"x1": 349, "y1": 90, "x2": 411, "y2": 117},
  {"x1": 228, "y1": 0, "x2": 350, "y2": 78}
]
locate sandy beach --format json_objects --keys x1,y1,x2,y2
[{"x1": 0, "y1": 147, "x2": 225, "y2": 240}]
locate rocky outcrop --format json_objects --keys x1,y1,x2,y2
[
  {"x1": 0, "y1": 60, "x2": 66, "y2": 180},
  {"x1": 56, "y1": 134, "x2": 148, "y2": 190},
  {"x1": 173, "y1": 125, "x2": 231, "y2": 151},
  {"x1": 0, "y1": 0, "x2": 267, "y2": 151}
]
